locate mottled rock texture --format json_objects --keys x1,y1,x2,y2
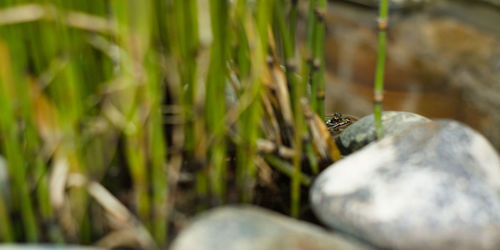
[
  {"x1": 336, "y1": 111, "x2": 430, "y2": 154},
  {"x1": 171, "y1": 205, "x2": 372, "y2": 250},
  {"x1": 312, "y1": 120, "x2": 500, "y2": 250}
]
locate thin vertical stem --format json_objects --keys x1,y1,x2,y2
[
  {"x1": 374, "y1": 0, "x2": 389, "y2": 139},
  {"x1": 289, "y1": 0, "x2": 298, "y2": 50},
  {"x1": 312, "y1": 0, "x2": 326, "y2": 117},
  {"x1": 0, "y1": 40, "x2": 39, "y2": 242},
  {"x1": 207, "y1": 0, "x2": 229, "y2": 201},
  {"x1": 235, "y1": 0, "x2": 264, "y2": 203},
  {"x1": 0, "y1": 193, "x2": 13, "y2": 241},
  {"x1": 305, "y1": 0, "x2": 317, "y2": 54},
  {"x1": 305, "y1": 0, "x2": 326, "y2": 118},
  {"x1": 305, "y1": 0, "x2": 316, "y2": 111},
  {"x1": 111, "y1": 0, "x2": 155, "y2": 227},
  {"x1": 274, "y1": 0, "x2": 298, "y2": 97},
  {"x1": 273, "y1": 0, "x2": 304, "y2": 217},
  {"x1": 302, "y1": 0, "x2": 321, "y2": 185},
  {"x1": 175, "y1": 0, "x2": 200, "y2": 156},
  {"x1": 146, "y1": 53, "x2": 168, "y2": 246}
]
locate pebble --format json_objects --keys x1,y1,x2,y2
[
  {"x1": 341, "y1": 0, "x2": 433, "y2": 9},
  {"x1": 336, "y1": 111, "x2": 430, "y2": 154},
  {"x1": 311, "y1": 120, "x2": 500, "y2": 249},
  {"x1": 171, "y1": 205, "x2": 372, "y2": 250}
]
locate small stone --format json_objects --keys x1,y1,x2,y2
[
  {"x1": 311, "y1": 120, "x2": 500, "y2": 250},
  {"x1": 341, "y1": 0, "x2": 433, "y2": 9},
  {"x1": 171, "y1": 205, "x2": 372, "y2": 250},
  {"x1": 336, "y1": 111, "x2": 430, "y2": 154}
]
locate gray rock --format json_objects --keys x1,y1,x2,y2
[
  {"x1": 336, "y1": 111, "x2": 430, "y2": 154},
  {"x1": 342, "y1": 0, "x2": 433, "y2": 9},
  {"x1": 311, "y1": 120, "x2": 500, "y2": 250},
  {"x1": 171, "y1": 205, "x2": 372, "y2": 250}
]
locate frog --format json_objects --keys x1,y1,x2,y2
[{"x1": 325, "y1": 112, "x2": 358, "y2": 138}]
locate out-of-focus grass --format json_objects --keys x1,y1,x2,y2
[{"x1": 0, "y1": 0, "x2": 339, "y2": 247}]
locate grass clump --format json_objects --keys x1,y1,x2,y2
[{"x1": 0, "y1": 0, "x2": 341, "y2": 248}]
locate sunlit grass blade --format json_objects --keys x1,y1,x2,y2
[
  {"x1": 145, "y1": 51, "x2": 169, "y2": 246},
  {"x1": 206, "y1": 0, "x2": 230, "y2": 202},
  {"x1": 0, "y1": 40, "x2": 39, "y2": 242}
]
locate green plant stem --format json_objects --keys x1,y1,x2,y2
[
  {"x1": 0, "y1": 40, "x2": 39, "y2": 242},
  {"x1": 236, "y1": 0, "x2": 272, "y2": 203},
  {"x1": 312, "y1": 0, "x2": 326, "y2": 117},
  {"x1": 0, "y1": 193, "x2": 13, "y2": 241},
  {"x1": 111, "y1": 0, "x2": 155, "y2": 227},
  {"x1": 206, "y1": 0, "x2": 229, "y2": 201},
  {"x1": 147, "y1": 54, "x2": 168, "y2": 246},
  {"x1": 304, "y1": 141, "x2": 319, "y2": 174},
  {"x1": 274, "y1": 0, "x2": 307, "y2": 217},
  {"x1": 305, "y1": 0, "x2": 326, "y2": 117},
  {"x1": 289, "y1": 0, "x2": 298, "y2": 50},
  {"x1": 374, "y1": 0, "x2": 389, "y2": 139},
  {"x1": 264, "y1": 155, "x2": 311, "y2": 186},
  {"x1": 173, "y1": 0, "x2": 200, "y2": 155}
]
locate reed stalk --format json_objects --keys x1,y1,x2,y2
[
  {"x1": 305, "y1": 0, "x2": 326, "y2": 118},
  {"x1": 206, "y1": 0, "x2": 229, "y2": 201},
  {"x1": 312, "y1": 0, "x2": 326, "y2": 118},
  {"x1": 239, "y1": 0, "x2": 273, "y2": 202},
  {"x1": 374, "y1": 0, "x2": 389, "y2": 139},
  {"x1": 273, "y1": 0, "x2": 304, "y2": 217},
  {"x1": 110, "y1": 0, "x2": 151, "y2": 227},
  {"x1": 264, "y1": 155, "x2": 311, "y2": 186},
  {"x1": 0, "y1": 192, "x2": 13, "y2": 241},
  {"x1": 289, "y1": 0, "x2": 298, "y2": 50},
  {"x1": 0, "y1": 35, "x2": 39, "y2": 242},
  {"x1": 172, "y1": 0, "x2": 200, "y2": 156},
  {"x1": 146, "y1": 55, "x2": 168, "y2": 245}
]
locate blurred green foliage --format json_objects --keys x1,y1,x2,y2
[{"x1": 0, "y1": 0, "x2": 336, "y2": 247}]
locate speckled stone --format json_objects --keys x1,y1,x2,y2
[
  {"x1": 171, "y1": 205, "x2": 373, "y2": 250},
  {"x1": 311, "y1": 120, "x2": 500, "y2": 250},
  {"x1": 336, "y1": 111, "x2": 430, "y2": 155},
  {"x1": 342, "y1": 0, "x2": 433, "y2": 9}
]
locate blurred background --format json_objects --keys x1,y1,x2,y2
[{"x1": 324, "y1": 0, "x2": 500, "y2": 150}]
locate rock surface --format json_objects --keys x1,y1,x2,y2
[
  {"x1": 336, "y1": 111, "x2": 430, "y2": 154},
  {"x1": 171, "y1": 205, "x2": 372, "y2": 250},
  {"x1": 342, "y1": 0, "x2": 432, "y2": 9},
  {"x1": 311, "y1": 120, "x2": 500, "y2": 250}
]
